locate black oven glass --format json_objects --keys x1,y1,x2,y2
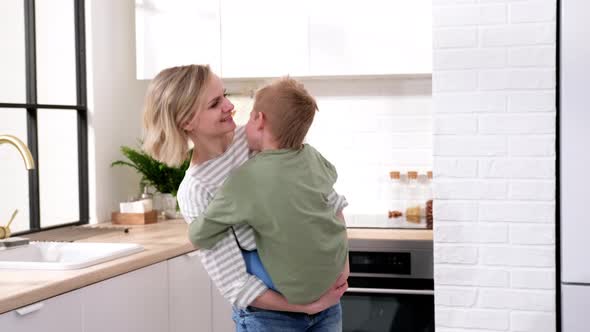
[
  {"x1": 349, "y1": 251, "x2": 411, "y2": 275},
  {"x1": 341, "y1": 292, "x2": 434, "y2": 332}
]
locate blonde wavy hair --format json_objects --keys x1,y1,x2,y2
[{"x1": 142, "y1": 65, "x2": 211, "y2": 167}]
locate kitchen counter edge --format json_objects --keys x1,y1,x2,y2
[{"x1": 0, "y1": 220, "x2": 432, "y2": 314}]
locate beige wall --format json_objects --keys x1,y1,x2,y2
[{"x1": 86, "y1": 0, "x2": 151, "y2": 223}]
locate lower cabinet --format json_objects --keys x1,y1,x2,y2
[
  {"x1": 0, "y1": 251, "x2": 236, "y2": 332},
  {"x1": 169, "y1": 250, "x2": 235, "y2": 332},
  {"x1": 0, "y1": 288, "x2": 83, "y2": 332},
  {"x1": 562, "y1": 284, "x2": 590, "y2": 331},
  {"x1": 82, "y1": 261, "x2": 169, "y2": 332},
  {"x1": 168, "y1": 251, "x2": 212, "y2": 332},
  {"x1": 212, "y1": 283, "x2": 234, "y2": 332}
]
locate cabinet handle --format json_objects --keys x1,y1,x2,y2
[
  {"x1": 186, "y1": 251, "x2": 199, "y2": 258},
  {"x1": 346, "y1": 287, "x2": 434, "y2": 296},
  {"x1": 15, "y1": 302, "x2": 44, "y2": 316}
]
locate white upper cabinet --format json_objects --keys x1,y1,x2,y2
[
  {"x1": 135, "y1": 0, "x2": 221, "y2": 80},
  {"x1": 219, "y1": 0, "x2": 309, "y2": 78},
  {"x1": 135, "y1": 0, "x2": 431, "y2": 79},
  {"x1": 309, "y1": 0, "x2": 432, "y2": 76}
]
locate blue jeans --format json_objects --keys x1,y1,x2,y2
[{"x1": 232, "y1": 303, "x2": 342, "y2": 332}]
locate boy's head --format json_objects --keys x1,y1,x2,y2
[{"x1": 246, "y1": 77, "x2": 318, "y2": 151}]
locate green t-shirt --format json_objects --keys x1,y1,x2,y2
[{"x1": 189, "y1": 144, "x2": 348, "y2": 304}]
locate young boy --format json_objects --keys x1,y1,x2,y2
[{"x1": 188, "y1": 77, "x2": 348, "y2": 305}]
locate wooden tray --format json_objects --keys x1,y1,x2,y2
[{"x1": 111, "y1": 210, "x2": 158, "y2": 225}]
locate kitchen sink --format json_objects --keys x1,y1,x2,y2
[{"x1": 0, "y1": 241, "x2": 144, "y2": 270}]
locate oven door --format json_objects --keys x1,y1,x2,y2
[{"x1": 341, "y1": 277, "x2": 434, "y2": 332}]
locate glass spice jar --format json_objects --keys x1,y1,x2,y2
[{"x1": 405, "y1": 171, "x2": 421, "y2": 224}]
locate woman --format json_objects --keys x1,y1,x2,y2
[{"x1": 142, "y1": 64, "x2": 348, "y2": 331}]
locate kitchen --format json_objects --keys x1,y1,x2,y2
[{"x1": 0, "y1": 0, "x2": 565, "y2": 331}]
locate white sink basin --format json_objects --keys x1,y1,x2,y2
[{"x1": 0, "y1": 241, "x2": 144, "y2": 270}]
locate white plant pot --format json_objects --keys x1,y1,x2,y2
[{"x1": 153, "y1": 192, "x2": 181, "y2": 219}]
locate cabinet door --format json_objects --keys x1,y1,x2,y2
[
  {"x1": 168, "y1": 251, "x2": 212, "y2": 332},
  {"x1": 81, "y1": 261, "x2": 168, "y2": 332},
  {"x1": 0, "y1": 289, "x2": 82, "y2": 332},
  {"x1": 220, "y1": 0, "x2": 309, "y2": 78},
  {"x1": 562, "y1": 285, "x2": 590, "y2": 331},
  {"x1": 309, "y1": 0, "x2": 432, "y2": 76},
  {"x1": 560, "y1": 0, "x2": 590, "y2": 285},
  {"x1": 212, "y1": 284, "x2": 235, "y2": 332},
  {"x1": 135, "y1": 0, "x2": 221, "y2": 80}
]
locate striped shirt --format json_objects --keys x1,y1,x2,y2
[{"x1": 177, "y1": 126, "x2": 348, "y2": 308}]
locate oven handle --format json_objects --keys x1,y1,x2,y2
[{"x1": 346, "y1": 287, "x2": 434, "y2": 296}]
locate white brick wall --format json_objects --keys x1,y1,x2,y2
[{"x1": 433, "y1": 1, "x2": 556, "y2": 331}]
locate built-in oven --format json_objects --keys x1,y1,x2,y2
[{"x1": 342, "y1": 237, "x2": 434, "y2": 332}]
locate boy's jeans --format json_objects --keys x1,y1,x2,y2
[{"x1": 232, "y1": 303, "x2": 342, "y2": 332}]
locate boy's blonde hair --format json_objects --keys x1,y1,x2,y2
[
  {"x1": 254, "y1": 77, "x2": 318, "y2": 149},
  {"x1": 142, "y1": 64, "x2": 211, "y2": 167}
]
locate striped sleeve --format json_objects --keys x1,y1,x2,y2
[
  {"x1": 177, "y1": 176, "x2": 210, "y2": 223},
  {"x1": 233, "y1": 224, "x2": 257, "y2": 251},
  {"x1": 326, "y1": 189, "x2": 349, "y2": 213},
  {"x1": 177, "y1": 177, "x2": 267, "y2": 308},
  {"x1": 197, "y1": 231, "x2": 267, "y2": 308}
]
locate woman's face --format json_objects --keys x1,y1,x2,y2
[{"x1": 185, "y1": 74, "x2": 235, "y2": 137}]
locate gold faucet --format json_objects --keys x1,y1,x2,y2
[
  {"x1": 0, "y1": 135, "x2": 35, "y2": 170},
  {"x1": 0, "y1": 135, "x2": 35, "y2": 240}
]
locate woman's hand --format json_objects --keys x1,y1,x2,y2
[
  {"x1": 302, "y1": 258, "x2": 350, "y2": 315},
  {"x1": 305, "y1": 256, "x2": 350, "y2": 315},
  {"x1": 333, "y1": 256, "x2": 350, "y2": 289},
  {"x1": 303, "y1": 279, "x2": 348, "y2": 315},
  {"x1": 249, "y1": 256, "x2": 351, "y2": 315}
]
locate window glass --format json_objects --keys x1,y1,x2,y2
[
  {"x1": 38, "y1": 109, "x2": 80, "y2": 227},
  {"x1": 0, "y1": 109, "x2": 31, "y2": 233},
  {"x1": 36, "y1": 0, "x2": 77, "y2": 105},
  {"x1": 0, "y1": 1, "x2": 27, "y2": 103}
]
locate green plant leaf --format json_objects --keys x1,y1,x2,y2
[{"x1": 111, "y1": 144, "x2": 191, "y2": 195}]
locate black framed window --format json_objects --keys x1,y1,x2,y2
[{"x1": 0, "y1": 0, "x2": 88, "y2": 234}]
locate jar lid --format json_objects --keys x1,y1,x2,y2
[
  {"x1": 389, "y1": 171, "x2": 401, "y2": 179},
  {"x1": 407, "y1": 171, "x2": 418, "y2": 179}
]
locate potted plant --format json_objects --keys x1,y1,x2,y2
[{"x1": 111, "y1": 144, "x2": 191, "y2": 217}]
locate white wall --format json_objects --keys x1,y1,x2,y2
[
  {"x1": 432, "y1": 1, "x2": 556, "y2": 331},
  {"x1": 86, "y1": 0, "x2": 150, "y2": 223}
]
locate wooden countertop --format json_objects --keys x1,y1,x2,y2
[
  {"x1": 347, "y1": 227, "x2": 433, "y2": 242},
  {"x1": 0, "y1": 220, "x2": 432, "y2": 314}
]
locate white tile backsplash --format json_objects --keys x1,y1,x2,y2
[
  {"x1": 227, "y1": 76, "x2": 433, "y2": 226},
  {"x1": 305, "y1": 78, "x2": 432, "y2": 222}
]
